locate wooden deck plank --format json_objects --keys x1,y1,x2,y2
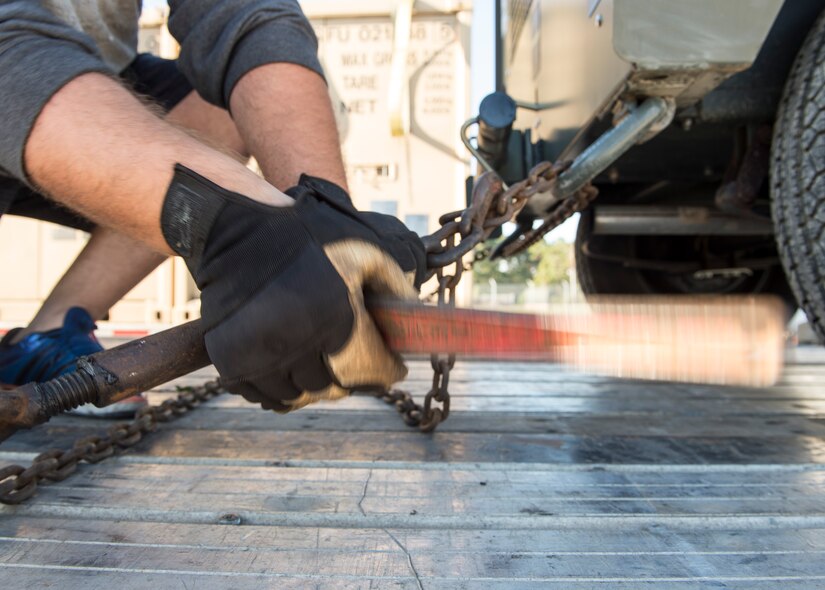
[
  {"x1": 179, "y1": 392, "x2": 825, "y2": 414},
  {"x1": 6, "y1": 427, "x2": 825, "y2": 465},
  {"x1": 4, "y1": 519, "x2": 825, "y2": 585},
  {"x1": 15, "y1": 460, "x2": 825, "y2": 490},
  {"x1": 3, "y1": 569, "x2": 418, "y2": 589},
  {"x1": 5, "y1": 518, "x2": 825, "y2": 552},
  {"x1": 5, "y1": 538, "x2": 825, "y2": 579},
  {"x1": 4, "y1": 409, "x2": 825, "y2": 441},
  {"x1": 143, "y1": 377, "x2": 825, "y2": 399},
  {"x1": 10, "y1": 570, "x2": 825, "y2": 590},
  {"x1": 11, "y1": 487, "x2": 825, "y2": 519},
  {"x1": 8, "y1": 463, "x2": 825, "y2": 506},
  {"x1": 0, "y1": 570, "x2": 764, "y2": 590}
]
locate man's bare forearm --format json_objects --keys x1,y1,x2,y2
[
  {"x1": 24, "y1": 73, "x2": 292, "y2": 254},
  {"x1": 230, "y1": 63, "x2": 348, "y2": 191}
]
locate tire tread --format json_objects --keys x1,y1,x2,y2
[{"x1": 772, "y1": 7, "x2": 825, "y2": 343}]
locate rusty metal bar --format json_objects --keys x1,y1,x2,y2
[
  {"x1": 0, "y1": 320, "x2": 209, "y2": 442},
  {"x1": 528, "y1": 97, "x2": 672, "y2": 213},
  {"x1": 592, "y1": 205, "x2": 775, "y2": 236}
]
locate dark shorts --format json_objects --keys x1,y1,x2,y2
[{"x1": 0, "y1": 54, "x2": 194, "y2": 232}]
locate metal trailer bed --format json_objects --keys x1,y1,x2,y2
[{"x1": 1, "y1": 350, "x2": 825, "y2": 588}]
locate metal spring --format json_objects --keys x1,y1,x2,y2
[{"x1": 36, "y1": 371, "x2": 98, "y2": 417}]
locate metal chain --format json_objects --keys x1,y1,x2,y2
[
  {"x1": 0, "y1": 381, "x2": 223, "y2": 504},
  {"x1": 374, "y1": 160, "x2": 596, "y2": 431},
  {"x1": 493, "y1": 177, "x2": 599, "y2": 260}
]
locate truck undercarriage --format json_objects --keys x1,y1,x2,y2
[{"x1": 477, "y1": 0, "x2": 825, "y2": 337}]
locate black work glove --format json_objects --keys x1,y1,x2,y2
[{"x1": 161, "y1": 165, "x2": 426, "y2": 412}]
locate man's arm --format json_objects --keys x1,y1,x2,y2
[
  {"x1": 167, "y1": 0, "x2": 347, "y2": 189},
  {"x1": 167, "y1": 0, "x2": 324, "y2": 108},
  {"x1": 230, "y1": 63, "x2": 348, "y2": 191},
  {"x1": 0, "y1": 2, "x2": 111, "y2": 182},
  {"x1": 25, "y1": 72, "x2": 292, "y2": 254},
  {"x1": 0, "y1": 3, "x2": 290, "y2": 253}
]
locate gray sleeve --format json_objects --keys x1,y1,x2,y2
[
  {"x1": 0, "y1": 2, "x2": 112, "y2": 183},
  {"x1": 167, "y1": 0, "x2": 324, "y2": 109}
]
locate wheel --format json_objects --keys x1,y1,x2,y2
[
  {"x1": 575, "y1": 207, "x2": 646, "y2": 295},
  {"x1": 771, "y1": 9, "x2": 825, "y2": 343},
  {"x1": 575, "y1": 207, "x2": 797, "y2": 309}
]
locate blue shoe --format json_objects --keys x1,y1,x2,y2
[
  {"x1": 0, "y1": 307, "x2": 103, "y2": 385},
  {"x1": 0, "y1": 308, "x2": 146, "y2": 418}
]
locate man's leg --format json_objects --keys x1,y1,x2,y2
[
  {"x1": 12, "y1": 228, "x2": 165, "y2": 341},
  {"x1": 12, "y1": 91, "x2": 251, "y2": 341}
]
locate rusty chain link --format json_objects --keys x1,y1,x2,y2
[
  {"x1": 493, "y1": 174, "x2": 599, "y2": 260},
  {"x1": 374, "y1": 161, "x2": 596, "y2": 431},
  {"x1": 0, "y1": 381, "x2": 223, "y2": 504}
]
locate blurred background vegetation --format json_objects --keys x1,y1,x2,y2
[{"x1": 472, "y1": 239, "x2": 580, "y2": 309}]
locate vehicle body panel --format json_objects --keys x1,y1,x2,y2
[{"x1": 502, "y1": 0, "x2": 784, "y2": 161}]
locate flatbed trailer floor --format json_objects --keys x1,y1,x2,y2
[{"x1": 1, "y1": 349, "x2": 825, "y2": 589}]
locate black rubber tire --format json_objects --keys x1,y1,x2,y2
[
  {"x1": 575, "y1": 208, "x2": 647, "y2": 295},
  {"x1": 771, "y1": 9, "x2": 825, "y2": 343},
  {"x1": 575, "y1": 208, "x2": 796, "y2": 311}
]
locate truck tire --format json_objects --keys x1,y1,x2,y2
[
  {"x1": 575, "y1": 208, "x2": 796, "y2": 310},
  {"x1": 771, "y1": 9, "x2": 825, "y2": 343},
  {"x1": 575, "y1": 208, "x2": 647, "y2": 295}
]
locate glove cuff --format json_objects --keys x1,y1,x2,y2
[
  {"x1": 286, "y1": 174, "x2": 354, "y2": 209},
  {"x1": 161, "y1": 164, "x2": 230, "y2": 259}
]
